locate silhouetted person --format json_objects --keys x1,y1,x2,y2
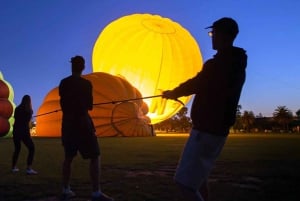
[
  {"x1": 12, "y1": 94, "x2": 37, "y2": 175},
  {"x1": 59, "y1": 56, "x2": 114, "y2": 201},
  {"x1": 163, "y1": 17, "x2": 247, "y2": 201}
]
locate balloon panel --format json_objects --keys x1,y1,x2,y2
[
  {"x1": 0, "y1": 117, "x2": 9, "y2": 137},
  {"x1": 0, "y1": 98, "x2": 14, "y2": 118},
  {"x1": 110, "y1": 102, "x2": 152, "y2": 137},
  {"x1": 0, "y1": 71, "x2": 15, "y2": 138},
  {"x1": 92, "y1": 13, "x2": 203, "y2": 124},
  {"x1": 0, "y1": 80, "x2": 9, "y2": 98},
  {"x1": 36, "y1": 72, "x2": 154, "y2": 137}
]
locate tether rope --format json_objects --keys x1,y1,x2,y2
[{"x1": 33, "y1": 95, "x2": 184, "y2": 118}]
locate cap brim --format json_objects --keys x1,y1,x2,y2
[{"x1": 205, "y1": 25, "x2": 213, "y2": 29}]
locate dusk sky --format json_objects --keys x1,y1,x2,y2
[{"x1": 1, "y1": 0, "x2": 299, "y2": 119}]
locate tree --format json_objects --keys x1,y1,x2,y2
[
  {"x1": 176, "y1": 106, "x2": 188, "y2": 118},
  {"x1": 273, "y1": 106, "x2": 293, "y2": 131},
  {"x1": 240, "y1": 110, "x2": 255, "y2": 132},
  {"x1": 232, "y1": 104, "x2": 243, "y2": 132},
  {"x1": 153, "y1": 106, "x2": 191, "y2": 132},
  {"x1": 236, "y1": 105, "x2": 242, "y2": 117},
  {"x1": 296, "y1": 109, "x2": 300, "y2": 120},
  {"x1": 170, "y1": 107, "x2": 192, "y2": 132}
]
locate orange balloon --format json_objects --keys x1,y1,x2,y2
[{"x1": 36, "y1": 72, "x2": 153, "y2": 137}]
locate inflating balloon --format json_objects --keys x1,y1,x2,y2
[
  {"x1": 92, "y1": 13, "x2": 203, "y2": 124},
  {"x1": 36, "y1": 72, "x2": 153, "y2": 137},
  {"x1": 0, "y1": 71, "x2": 15, "y2": 137}
]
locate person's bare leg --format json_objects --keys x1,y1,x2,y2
[
  {"x1": 90, "y1": 156, "x2": 100, "y2": 192},
  {"x1": 90, "y1": 156, "x2": 114, "y2": 200},
  {"x1": 62, "y1": 157, "x2": 73, "y2": 189}
]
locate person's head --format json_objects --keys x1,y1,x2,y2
[
  {"x1": 206, "y1": 17, "x2": 239, "y2": 50},
  {"x1": 70, "y1": 55, "x2": 85, "y2": 75},
  {"x1": 20, "y1": 94, "x2": 32, "y2": 111}
]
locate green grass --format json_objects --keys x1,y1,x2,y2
[{"x1": 1, "y1": 134, "x2": 300, "y2": 201}]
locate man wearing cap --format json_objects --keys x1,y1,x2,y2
[
  {"x1": 59, "y1": 56, "x2": 114, "y2": 201},
  {"x1": 162, "y1": 17, "x2": 247, "y2": 201}
]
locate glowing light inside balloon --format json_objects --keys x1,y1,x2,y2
[{"x1": 92, "y1": 13, "x2": 203, "y2": 124}]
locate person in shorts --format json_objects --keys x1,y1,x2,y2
[
  {"x1": 59, "y1": 55, "x2": 114, "y2": 201},
  {"x1": 162, "y1": 17, "x2": 247, "y2": 201}
]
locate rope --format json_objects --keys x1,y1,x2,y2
[
  {"x1": 93, "y1": 95, "x2": 162, "y2": 105},
  {"x1": 33, "y1": 95, "x2": 184, "y2": 118}
]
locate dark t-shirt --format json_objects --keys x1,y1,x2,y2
[
  {"x1": 59, "y1": 75, "x2": 94, "y2": 140},
  {"x1": 59, "y1": 75, "x2": 93, "y2": 116}
]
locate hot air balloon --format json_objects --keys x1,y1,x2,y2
[
  {"x1": 36, "y1": 72, "x2": 153, "y2": 137},
  {"x1": 0, "y1": 71, "x2": 15, "y2": 137},
  {"x1": 92, "y1": 13, "x2": 203, "y2": 124}
]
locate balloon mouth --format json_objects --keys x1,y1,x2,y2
[{"x1": 141, "y1": 18, "x2": 176, "y2": 34}]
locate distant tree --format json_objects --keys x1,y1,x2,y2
[
  {"x1": 273, "y1": 106, "x2": 293, "y2": 131},
  {"x1": 176, "y1": 106, "x2": 189, "y2": 118},
  {"x1": 241, "y1": 110, "x2": 255, "y2": 132},
  {"x1": 232, "y1": 105, "x2": 243, "y2": 132},
  {"x1": 236, "y1": 105, "x2": 242, "y2": 117},
  {"x1": 153, "y1": 106, "x2": 191, "y2": 132},
  {"x1": 253, "y1": 117, "x2": 274, "y2": 132},
  {"x1": 173, "y1": 107, "x2": 192, "y2": 132},
  {"x1": 154, "y1": 118, "x2": 174, "y2": 132},
  {"x1": 296, "y1": 109, "x2": 300, "y2": 120},
  {"x1": 256, "y1": 113, "x2": 263, "y2": 118}
]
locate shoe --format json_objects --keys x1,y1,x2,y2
[
  {"x1": 61, "y1": 190, "x2": 76, "y2": 200},
  {"x1": 26, "y1": 168, "x2": 38, "y2": 175},
  {"x1": 91, "y1": 193, "x2": 114, "y2": 201},
  {"x1": 12, "y1": 167, "x2": 19, "y2": 173}
]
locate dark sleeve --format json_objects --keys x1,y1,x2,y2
[
  {"x1": 170, "y1": 60, "x2": 212, "y2": 97},
  {"x1": 225, "y1": 52, "x2": 247, "y2": 126}
]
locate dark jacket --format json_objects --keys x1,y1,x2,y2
[
  {"x1": 13, "y1": 106, "x2": 33, "y2": 139},
  {"x1": 169, "y1": 46, "x2": 247, "y2": 136}
]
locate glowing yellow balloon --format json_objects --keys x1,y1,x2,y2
[{"x1": 92, "y1": 13, "x2": 203, "y2": 124}]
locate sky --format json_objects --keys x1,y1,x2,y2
[{"x1": 1, "y1": 0, "x2": 300, "y2": 118}]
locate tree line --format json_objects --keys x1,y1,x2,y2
[{"x1": 154, "y1": 105, "x2": 300, "y2": 133}]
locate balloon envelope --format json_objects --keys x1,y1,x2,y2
[
  {"x1": 36, "y1": 72, "x2": 153, "y2": 137},
  {"x1": 0, "y1": 71, "x2": 15, "y2": 138},
  {"x1": 92, "y1": 13, "x2": 203, "y2": 124}
]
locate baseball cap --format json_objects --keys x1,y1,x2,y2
[{"x1": 206, "y1": 17, "x2": 239, "y2": 35}]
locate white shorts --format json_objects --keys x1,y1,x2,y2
[{"x1": 174, "y1": 129, "x2": 227, "y2": 190}]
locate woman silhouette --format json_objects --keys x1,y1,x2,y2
[{"x1": 12, "y1": 95, "x2": 37, "y2": 175}]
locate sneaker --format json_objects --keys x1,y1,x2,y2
[
  {"x1": 91, "y1": 193, "x2": 114, "y2": 201},
  {"x1": 12, "y1": 167, "x2": 19, "y2": 173},
  {"x1": 61, "y1": 190, "x2": 76, "y2": 200},
  {"x1": 26, "y1": 168, "x2": 38, "y2": 175}
]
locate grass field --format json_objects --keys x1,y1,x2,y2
[{"x1": 0, "y1": 134, "x2": 300, "y2": 201}]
